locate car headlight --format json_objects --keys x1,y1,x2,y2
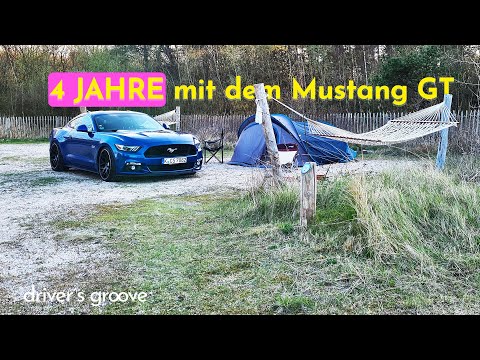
[
  {"x1": 114, "y1": 144, "x2": 141, "y2": 152},
  {"x1": 193, "y1": 137, "x2": 201, "y2": 151}
]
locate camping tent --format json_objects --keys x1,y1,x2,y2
[{"x1": 229, "y1": 114, "x2": 357, "y2": 167}]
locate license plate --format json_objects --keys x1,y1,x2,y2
[{"x1": 163, "y1": 157, "x2": 187, "y2": 165}]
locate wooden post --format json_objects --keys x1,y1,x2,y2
[
  {"x1": 5, "y1": 117, "x2": 11, "y2": 138},
  {"x1": 55, "y1": 116, "x2": 61, "y2": 128},
  {"x1": 80, "y1": 107, "x2": 87, "y2": 114},
  {"x1": 436, "y1": 94, "x2": 453, "y2": 170},
  {"x1": 300, "y1": 162, "x2": 317, "y2": 227},
  {"x1": 255, "y1": 102, "x2": 263, "y2": 123},
  {"x1": 254, "y1": 83, "x2": 281, "y2": 181},
  {"x1": 175, "y1": 106, "x2": 181, "y2": 131}
]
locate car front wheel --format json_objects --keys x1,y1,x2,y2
[
  {"x1": 50, "y1": 142, "x2": 67, "y2": 171},
  {"x1": 98, "y1": 147, "x2": 117, "y2": 182}
]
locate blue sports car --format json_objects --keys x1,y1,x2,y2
[{"x1": 49, "y1": 110, "x2": 203, "y2": 181}]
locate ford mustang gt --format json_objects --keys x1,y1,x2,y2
[{"x1": 49, "y1": 110, "x2": 203, "y2": 181}]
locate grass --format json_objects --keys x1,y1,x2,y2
[
  {"x1": 222, "y1": 147, "x2": 234, "y2": 159},
  {"x1": 0, "y1": 138, "x2": 49, "y2": 144},
  {"x1": 51, "y1": 158, "x2": 480, "y2": 314},
  {"x1": 30, "y1": 176, "x2": 64, "y2": 186},
  {"x1": 446, "y1": 154, "x2": 480, "y2": 183},
  {"x1": 356, "y1": 145, "x2": 437, "y2": 161},
  {"x1": 0, "y1": 172, "x2": 64, "y2": 187}
]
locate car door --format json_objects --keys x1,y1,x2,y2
[
  {"x1": 62, "y1": 116, "x2": 81, "y2": 167},
  {"x1": 68, "y1": 115, "x2": 99, "y2": 170}
]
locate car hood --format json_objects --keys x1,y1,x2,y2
[{"x1": 103, "y1": 130, "x2": 195, "y2": 145}]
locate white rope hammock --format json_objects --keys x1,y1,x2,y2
[
  {"x1": 270, "y1": 97, "x2": 458, "y2": 146},
  {"x1": 154, "y1": 110, "x2": 176, "y2": 126}
]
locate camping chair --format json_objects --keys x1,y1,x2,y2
[{"x1": 203, "y1": 129, "x2": 224, "y2": 164}]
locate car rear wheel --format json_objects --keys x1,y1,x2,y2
[
  {"x1": 50, "y1": 142, "x2": 67, "y2": 171},
  {"x1": 98, "y1": 147, "x2": 117, "y2": 182}
]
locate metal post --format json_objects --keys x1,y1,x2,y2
[
  {"x1": 436, "y1": 94, "x2": 453, "y2": 170},
  {"x1": 175, "y1": 106, "x2": 181, "y2": 131}
]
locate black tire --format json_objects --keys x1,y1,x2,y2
[
  {"x1": 98, "y1": 147, "x2": 117, "y2": 182},
  {"x1": 50, "y1": 142, "x2": 66, "y2": 171}
]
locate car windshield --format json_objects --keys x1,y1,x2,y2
[{"x1": 93, "y1": 113, "x2": 164, "y2": 132}]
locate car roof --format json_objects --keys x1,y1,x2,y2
[{"x1": 87, "y1": 110, "x2": 149, "y2": 117}]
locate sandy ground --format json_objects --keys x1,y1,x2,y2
[{"x1": 0, "y1": 143, "x2": 420, "y2": 313}]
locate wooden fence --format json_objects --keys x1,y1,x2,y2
[
  {"x1": 0, "y1": 116, "x2": 69, "y2": 139},
  {"x1": 1, "y1": 110, "x2": 480, "y2": 152},
  {"x1": 181, "y1": 114, "x2": 244, "y2": 144}
]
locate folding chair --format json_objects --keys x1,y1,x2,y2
[{"x1": 203, "y1": 129, "x2": 224, "y2": 164}]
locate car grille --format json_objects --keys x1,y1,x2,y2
[
  {"x1": 144, "y1": 144, "x2": 197, "y2": 158},
  {"x1": 148, "y1": 163, "x2": 195, "y2": 171}
]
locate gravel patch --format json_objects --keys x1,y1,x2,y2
[{"x1": 0, "y1": 143, "x2": 261, "y2": 310}]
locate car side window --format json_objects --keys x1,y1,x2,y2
[
  {"x1": 67, "y1": 117, "x2": 80, "y2": 129},
  {"x1": 77, "y1": 115, "x2": 94, "y2": 132}
]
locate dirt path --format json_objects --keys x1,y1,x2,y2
[{"x1": 0, "y1": 143, "x2": 420, "y2": 313}]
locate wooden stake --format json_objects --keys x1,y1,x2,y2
[
  {"x1": 435, "y1": 94, "x2": 453, "y2": 170},
  {"x1": 300, "y1": 162, "x2": 317, "y2": 227},
  {"x1": 254, "y1": 83, "x2": 281, "y2": 181}
]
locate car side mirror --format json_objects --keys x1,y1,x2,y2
[{"x1": 77, "y1": 124, "x2": 89, "y2": 132}]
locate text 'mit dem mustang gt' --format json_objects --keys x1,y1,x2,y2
[{"x1": 49, "y1": 111, "x2": 203, "y2": 181}]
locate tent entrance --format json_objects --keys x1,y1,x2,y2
[{"x1": 277, "y1": 143, "x2": 298, "y2": 165}]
